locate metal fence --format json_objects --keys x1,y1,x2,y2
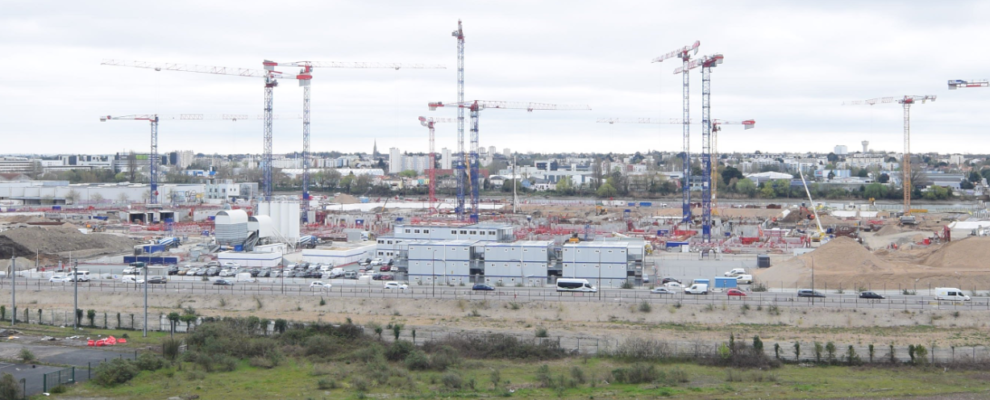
[{"x1": 42, "y1": 367, "x2": 75, "y2": 393}]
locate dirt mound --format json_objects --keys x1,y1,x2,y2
[
  {"x1": 0, "y1": 226, "x2": 138, "y2": 259},
  {"x1": 875, "y1": 225, "x2": 901, "y2": 236},
  {"x1": 333, "y1": 194, "x2": 359, "y2": 204},
  {"x1": 922, "y1": 237, "x2": 990, "y2": 269},
  {"x1": 756, "y1": 237, "x2": 897, "y2": 286}
]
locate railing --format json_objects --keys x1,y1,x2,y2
[{"x1": 42, "y1": 367, "x2": 75, "y2": 393}]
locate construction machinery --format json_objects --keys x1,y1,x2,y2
[
  {"x1": 261, "y1": 61, "x2": 444, "y2": 221},
  {"x1": 844, "y1": 95, "x2": 936, "y2": 215},
  {"x1": 99, "y1": 113, "x2": 300, "y2": 205},
  {"x1": 418, "y1": 117, "x2": 455, "y2": 215},
  {"x1": 653, "y1": 40, "x2": 701, "y2": 224},
  {"x1": 948, "y1": 79, "x2": 989, "y2": 90},
  {"x1": 452, "y1": 20, "x2": 467, "y2": 224},
  {"x1": 429, "y1": 100, "x2": 591, "y2": 222},
  {"x1": 102, "y1": 59, "x2": 305, "y2": 201},
  {"x1": 797, "y1": 167, "x2": 825, "y2": 242}
]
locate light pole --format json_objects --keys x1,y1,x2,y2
[
  {"x1": 431, "y1": 248, "x2": 436, "y2": 298},
  {"x1": 10, "y1": 257, "x2": 15, "y2": 327},
  {"x1": 810, "y1": 257, "x2": 816, "y2": 306},
  {"x1": 73, "y1": 261, "x2": 78, "y2": 330},
  {"x1": 598, "y1": 248, "x2": 602, "y2": 300},
  {"x1": 138, "y1": 262, "x2": 148, "y2": 337}
]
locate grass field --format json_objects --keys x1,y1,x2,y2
[{"x1": 55, "y1": 356, "x2": 990, "y2": 399}]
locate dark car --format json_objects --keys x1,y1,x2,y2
[
  {"x1": 372, "y1": 273, "x2": 383, "y2": 281},
  {"x1": 260, "y1": 268, "x2": 272, "y2": 277},
  {"x1": 249, "y1": 269, "x2": 261, "y2": 277},
  {"x1": 661, "y1": 277, "x2": 681, "y2": 285},
  {"x1": 147, "y1": 276, "x2": 168, "y2": 284},
  {"x1": 797, "y1": 289, "x2": 826, "y2": 298},
  {"x1": 166, "y1": 265, "x2": 179, "y2": 275},
  {"x1": 213, "y1": 279, "x2": 234, "y2": 286},
  {"x1": 206, "y1": 267, "x2": 220, "y2": 276},
  {"x1": 472, "y1": 284, "x2": 495, "y2": 291},
  {"x1": 859, "y1": 291, "x2": 885, "y2": 299}
]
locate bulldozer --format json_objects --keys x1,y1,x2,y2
[{"x1": 595, "y1": 201, "x2": 608, "y2": 216}]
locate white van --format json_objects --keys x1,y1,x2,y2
[
  {"x1": 685, "y1": 283, "x2": 709, "y2": 295},
  {"x1": 69, "y1": 270, "x2": 92, "y2": 282},
  {"x1": 735, "y1": 275, "x2": 753, "y2": 284},
  {"x1": 935, "y1": 287, "x2": 970, "y2": 301},
  {"x1": 235, "y1": 272, "x2": 257, "y2": 283},
  {"x1": 556, "y1": 278, "x2": 597, "y2": 293},
  {"x1": 327, "y1": 267, "x2": 345, "y2": 279}
]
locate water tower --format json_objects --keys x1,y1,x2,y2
[{"x1": 862, "y1": 140, "x2": 869, "y2": 153}]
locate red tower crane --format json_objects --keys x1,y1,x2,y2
[
  {"x1": 418, "y1": 116, "x2": 455, "y2": 215},
  {"x1": 844, "y1": 95, "x2": 936, "y2": 215},
  {"x1": 948, "y1": 79, "x2": 989, "y2": 90},
  {"x1": 429, "y1": 100, "x2": 591, "y2": 221},
  {"x1": 262, "y1": 61, "x2": 444, "y2": 221}
]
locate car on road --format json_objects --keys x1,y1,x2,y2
[
  {"x1": 664, "y1": 282, "x2": 684, "y2": 290},
  {"x1": 122, "y1": 266, "x2": 137, "y2": 275},
  {"x1": 685, "y1": 283, "x2": 709, "y2": 295},
  {"x1": 724, "y1": 268, "x2": 747, "y2": 277},
  {"x1": 383, "y1": 282, "x2": 408, "y2": 290},
  {"x1": 735, "y1": 274, "x2": 754, "y2": 284},
  {"x1": 726, "y1": 289, "x2": 747, "y2": 297},
  {"x1": 147, "y1": 276, "x2": 168, "y2": 284},
  {"x1": 797, "y1": 289, "x2": 825, "y2": 298},
  {"x1": 213, "y1": 279, "x2": 234, "y2": 286},
  {"x1": 472, "y1": 284, "x2": 495, "y2": 291},
  {"x1": 650, "y1": 287, "x2": 675, "y2": 295},
  {"x1": 310, "y1": 281, "x2": 332, "y2": 289},
  {"x1": 661, "y1": 277, "x2": 681, "y2": 285},
  {"x1": 68, "y1": 274, "x2": 91, "y2": 282},
  {"x1": 859, "y1": 291, "x2": 885, "y2": 299},
  {"x1": 121, "y1": 276, "x2": 145, "y2": 284},
  {"x1": 49, "y1": 275, "x2": 69, "y2": 283}
]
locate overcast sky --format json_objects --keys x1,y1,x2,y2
[{"x1": 2, "y1": 1, "x2": 988, "y2": 157}]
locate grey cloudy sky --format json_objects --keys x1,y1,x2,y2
[{"x1": 1, "y1": 0, "x2": 988, "y2": 156}]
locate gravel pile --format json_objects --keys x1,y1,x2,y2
[{"x1": 0, "y1": 226, "x2": 138, "y2": 259}]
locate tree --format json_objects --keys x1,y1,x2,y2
[
  {"x1": 351, "y1": 174, "x2": 372, "y2": 194},
  {"x1": 826, "y1": 152, "x2": 838, "y2": 163},
  {"x1": 968, "y1": 171, "x2": 981, "y2": 183},
  {"x1": 339, "y1": 173, "x2": 355, "y2": 192},
  {"x1": 399, "y1": 170, "x2": 418, "y2": 179},
  {"x1": 117, "y1": 193, "x2": 129, "y2": 203},
  {"x1": 126, "y1": 151, "x2": 138, "y2": 183},
  {"x1": 827, "y1": 171, "x2": 835, "y2": 181},
  {"x1": 721, "y1": 166, "x2": 743, "y2": 185},
  {"x1": 855, "y1": 168, "x2": 869, "y2": 178},
  {"x1": 759, "y1": 184, "x2": 776, "y2": 198},
  {"x1": 772, "y1": 179, "x2": 792, "y2": 197},
  {"x1": 961, "y1": 179, "x2": 975, "y2": 190},
  {"x1": 878, "y1": 173, "x2": 890, "y2": 184},
  {"x1": 596, "y1": 182, "x2": 617, "y2": 198},
  {"x1": 555, "y1": 176, "x2": 574, "y2": 195},
  {"x1": 864, "y1": 183, "x2": 887, "y2": 199},
  {"x1": 736, "y1": 178, "x2": 757, "y2": 197}
]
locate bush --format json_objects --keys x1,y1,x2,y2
[
  {"x1": 441, "y1": 372, "x2": 463, "y2": 390},
  {"x1": 611, "y1": 363, "x2": 659, "y2": 384},
  {"x1": 351, "y1": 376, "x2": 370, "y2": 392},
  {"x1": 50, "y1": 384, "x2": 68, "y2": 394},
  {"x1": 304, "y1": 335, "x2": 343, "y2": 358},
  {"x1": 570, "y1": 366, "x2": 586, "y2": 384},
  {"x1": 249, "y1": 356, "x2": 273, "y2": 369},
  {"x1": 162, "y1": 337, "x2": 182, "y2": 361},
  {"x1": 317, "y1": 378, "x2": 338, "y2": 390},
  {"x1": 535, "y1": 327, "x2": 549, "y2": 338},
  {"x1": 621, "y1": 281, "x2": 634, "y2": 289},
  {"x1": 668, "y1": 367, "x2": 689, "y2": 383},
  {"x1": 19, "y1": 348, "x2": 35, "y2": 363},
  {"x1": 93, "y1": 358, "x2": 139, "y2": 387},
  {"x1": 135, "y1": 353, "x2": 166, "y2": 371},
  {"x1": 386, "y1": 340, "x2": 415, "y2": 362},
  {"x1": 429, "y1": 345, "x2": 460, "y2": 371},
  {"x1": 423, "y1": 332, "x2": 570, "y2": 360},
  {"x1": 638, "y1": 301, "x2": 652, "y2": 313},
  {"x1": 404, "y1": 350, "x2": 431, "y2": 370},
  {"x1": 535, "y1": 364, "x2": 552, "y2": 387},
  {"x1": 351, "y1": 343, "x2": 386, "y2": 364},
  {"x1": 0, "y1": 373, "x2": 21, "y2": 399},
  {"x1": 751, "y1": 282, "x2": 768, "y2": 292}
]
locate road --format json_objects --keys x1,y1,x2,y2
[{"x1": 2, "y1": 276, "x2": 986, "y2": 312}]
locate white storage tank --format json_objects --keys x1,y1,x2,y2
[{"x1": 215, "y1": 209, "x2": 249, "y2": 245}]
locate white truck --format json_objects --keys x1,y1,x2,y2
[
  {"x1": 685, "y1": 283, "x2": 709, "y2": 295},
  {"x1": 235, "y1": 272, "x2": 257, "y2": 283},
  {"x1": 735, "y1": 274, "x2": 754, "y2": 284}
]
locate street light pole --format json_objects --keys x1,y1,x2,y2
[
  {"x1": 598, "y1": 248, "x2": 602, "y2": 300},
  {"x1": 10, "y1": 257, "x2": 15, "y2": 327},
  {"x1": 811, "y1": 257, "x2": 816, "y2": 306},
  {"x1": 142, "y1": 262, "x2": 149, "y2": 337},
  {"x1": 73, "y1": 261, "x2": 78, "y2": 330}
]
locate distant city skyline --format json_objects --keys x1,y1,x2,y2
[{"x1": 1, "y1": 1, "x2": 988, "y2": 154}]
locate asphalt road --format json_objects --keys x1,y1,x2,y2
[{"x1": 2, "y1": 276, "x2": 985, "y2": 312}]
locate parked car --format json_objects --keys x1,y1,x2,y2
[
  {"x1": 383, "y1": 282, "x2": 408, "y2": 290},
  {"x1": 167, "y1": 265, "x2": 180, "y2": 275},
  {"x1": 472, "y1": 284, "x2": 495, "y2": 291},
  {"x1": 147, "y1": 276, "x2": 168, "y2": 284},
  {"x1": 380, "y1": 274, "x2": 394, "y2": 281},
  {"x1": 223, "y1": 262, "x2": 239, "y2": 269},
  {"x1": 213, "y1": 279, "x2": 234, "y2": 286},
  {"x1": 206, "y1": 261, "x2": 220, "y2": 268},
  {"x1": 380, "y1": 265, "x2": 391, "y2": 272},
  {"x1": 650, "y1": 287, "x2": 675, "y2": 295},
  {"x1": 735, "y1": 275, "x2": 754, "y2": 284},
  {"x1": 219, "y1": 269, "x2": 235, "y2": 277},
  {"x1": 344, "y1": 271, "x2": 358, "y2": 280},
  {"x1": 193, "y1": 268, "x2": 207, "y2": 276},
  {"x1": 797, "y1": 289, "x2": 825, "y2": 298},
  {"x1": 726, "y1": 289, "x2": 747, "y2": 297},
  {"x1": 661, "y1": 277, "x2": 681, "y2": 285},
  {"x1": 310, "y1": 281, "x2": 332, "y2": 289},
  {"x1": 859, "y1": 291, "x2": 885, "y2": 299},
  {"x1": 49, "y1": 275, "x2": 69, "y2": 283},
  {"x1": 260, "y1": 268, "x2": 272, "y2": 277}
]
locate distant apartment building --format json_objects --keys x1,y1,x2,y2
[
  {"x1": 834, "y1": 145, "x2": 848, "y2": 155},
  {"x1": 441, "y1": 148, "x2": 452, "y2": 170}
]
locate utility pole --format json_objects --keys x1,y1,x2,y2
[
  {"x1": 10, "y1": 257, "x2": 15, "y2": 327},
  {"x1": 73, "y1": 261, "x2": 78, "y2": 330},
  {"x1": 512, "y1": 154, "x2": 517, "y2": 214}
]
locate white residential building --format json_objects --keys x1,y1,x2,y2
[
  {"x1": 441, "y1": 148, "x2": 452, "y2": 170},
  {"x1": 389, "y1": 148, "x2": 403, "y2": 174}
]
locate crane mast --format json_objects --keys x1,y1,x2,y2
[
  {"x1": 419, "y1": 117, "x2": 454, "y2": 215},
  {"x1": 453, "y1": 20, "x2": 467, "y2": 221},
  {"x1": 700, "y1": 54, "x2": 723, "y2": 242},
  {"x1": 653, "y1": 41, "x2": 700, "y2": 223}
]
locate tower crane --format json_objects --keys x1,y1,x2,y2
[
  {"x1": 597, "y1": 117, "x2": 755, "y2": 220},
  {"x1": 653, "y1": 40, "x2": 700, "y2": 223},
  {"x1": 844, "y1": 95, "x2": 936, "y2": 215},
  {"x1": 418, "y1": 116, "x2": 455, "y2": 216},
  {"x1": 948, "y1": 79, "x2": 989, "y2": 90},
  {"x1": 261, "y1": 61, "x2": 444, "y2": 221},
  {"x1": 452, "y1": 20, "x2": 467, "y2": 225},
  {"x1": 102, "y1": 59, "x2": 304, "y2": 201},
  {"x1": 429, "y1": 100, "x2": 591, "y2": 222},
  {"x1": 99, "y1": 113, "x2": 301, "y2": 205}
]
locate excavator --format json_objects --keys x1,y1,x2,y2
[
  {"x1": 595, "y1": 201, "x2": 608, "y2": 216},
  {"x1": 798, "y1": 168, "x2": 826, "y2": 242}
]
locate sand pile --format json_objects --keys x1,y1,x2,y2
[
  {"x1": 0, "y1": 226, "x2": 138, "y2": 259},
  {"x1": 797, "y1": 237, "x2": 892, "y2": 273},
  {"x1": 875, "y1": 225, "x2": 901, "y2": 236},
  {"x1": 922, "y1": 237, "x2": 990, "y2": 269},
  {"x1": 333, "y1": 194, "x2": 359, "y2": 204}
]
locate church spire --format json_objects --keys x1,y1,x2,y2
[{"x1": 373, "y1": 139, "x2": 378, "y2": 159}]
